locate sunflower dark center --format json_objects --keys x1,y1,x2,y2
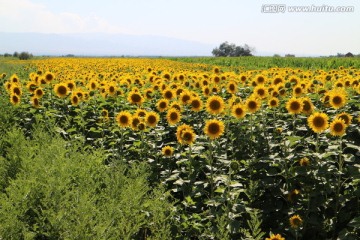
[
  {"x1": 208, "y1": 123, "x2": 220, "y2": 134},
  {"x1": 120, "y1": 115, "x2": 129, "y2": 124},
  {"x1": 333, "y1": 122, "x2": 344, "y2": 132},
  {"x1": 332, "y1": 96, "x2": 342, "y2": 105},
  {"x1": 209, "y1": 100, "x2": 221, "y2": 110},
  {"x1": 290, "y1": 101, "x2": 301, "y2": 111},
  {"x1": 131, "y1": 93, "x2": 141, "y2": 103},
  {"x1": 313, "y1": 116, "x2": 325, "y2": 127},
  {"x1": 58, "y1": 86, "x2": 67, "y2": 95},
  {"x1": 147, "y1": 115, "x2": 156, "y2": 124},
  {"x1": 170, "y1": 112, "x2": 179, "y2": 120},
  {"x1": 248, "y1": 101, "x2": 257, "y2": 109}
]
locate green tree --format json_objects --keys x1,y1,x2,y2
[{"x1": 212, "y1": 41, "x2": 253, "y2": 57}]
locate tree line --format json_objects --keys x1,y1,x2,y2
[{"x1": 1, "y1": 51, "x2": 33, "y2": 60}]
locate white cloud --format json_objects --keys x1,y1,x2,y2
[{"x1": 0, "y1": 0, "x2": 126, "y2": 33}]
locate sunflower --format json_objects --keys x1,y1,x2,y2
[
  {"x1": 202, "y1": 86, "x2": 211, "y2": 96},
  {"x1": 157, "y1": 99, "x2": 169, "y2": 112},
  {"x1": 161, "y1": 146, "x2": 174, "y2": 157},
  {"x1": 255, "y1": 75, "x2": 266, "y2": 85},
  {"x1": 166, "y1": 108, "x2": 181, "y2": 126},
  {"x1": 226, "y1": 81, "x2": 237, "y2": 94},
  {"x1": 31, "y1": 96, "x2": 40, "y2": 108},
  {"x1": 289, "y1": 215, "x2": 303, "y2": 229},
  {"x1": 330, "y1": 118, "x2": 347, "y2": 136},
  {"x1": 71, "y1": 94, "x2": 80, "y2": 106},
  {"x1": 286, "y1": 97, "x2": 303, "y2": 114},
  {"x1": 245, "y1": 97, "x2": 261, "y2": 113},
  {"x1": 26, "y1": 81, "x2": 38, "y2": 93},
  {"x1": 206, "y1": 95, "x2": 225, "y2": 115},
  {"x1": 179, "y1": 90, "x2": 192, "y2": 105},
  {"x1": 134, "y1": 108, "x2": 147, "y2": 118},
  {"x1": 272, "y1": 77, "x2": 283, "y2": 85},
  {"x1": 10, "y1": 74, "x2": 19, "y2": 84},
  {"x1": 307, "y1": 112, "x2": 329, "y2": 133},
  {"x1": 299, "y1": 157, "x2": 310, "y2": 166},
  {"x1": 11, "y1": 85, "x2": 22, "y2": 96},
  {"x1": 301, "y1": 97, "x2": 314, "y2": 115},
  {"x1": 176, "y1": 124, "x2": 195, "y2": 145},
  {"x1": 145, "y1": 111, "x2": 160, "y2": 128},
  {"x1": 44, "y1": 72, "x2": 55, "y2": 83},
  {"x1": 131, "y1": 116, "x2": 141, "y2": 130},
  {"x1": 88, "y1": 79, "x2": 98, "y2": 91},
  {"x1": 170, "y1": 101, "x2": 182, "y2": 111},
  {"x1": 127, "y1": 91, "x2": 144, "y2": 105},
  {"x1": 231, "y1": 103, "x2": 246, "y2": 119},
  {"x1": 265, "y1": 234, "x2": 285, "y2": 240},
  {"x1": 329, "y1": 90, "x2": 347, "y2": 109},
  {"x1": 180, "y1": 129, "x2": 196, "y2": 145},
  {"x1": 336, "y1": 112, "x2": 352, "y2": 126},
  {"x1": 66, "y1": 80, "x2": 76, "y2": 91},
  {"x1": 34, "y1": 88, "x2": 44, "y2": 98},
  {"x1": 144, "y1": 88, "x2": 154, "y2": 99},
  {"x1": 204, "y1": 119, "x2": 225, "y2": 140},
  {"x1": 106, "y1": 83, "x2": 117, "y2": 96},
  {"x1": 253, "y1": 85, "x2": 268, "y2": 99},
  {"x1": 116, "y1": 111, "x2": 132, "y2": 128},
  {"x1": 190, "y1": 97, "x2": 203, "y2": 112},
  {"x1": 268, "y1": 97, "x2": 279, "y2": 108},
  {"x1": 100, "y1": 109, "x2": 109, "y2": 121},
  {"x1": 292, "y1": 84, "x2": 303, "y2": 96},
  {"x1": 162, "y1": 88, "x2": 175, "y2": 100},
  {"x1": 287, "y1": 189, "x2": 300, "y2": 202},
  {"x1": 54, "y1": 83, "x2": 69, "y2": 98},
  {"x1": 10, "y1": 94, "x2": 20, "y2": 105}
]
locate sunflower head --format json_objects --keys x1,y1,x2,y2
[
  {"x1": 289, "y1": 215, "x2": 303, "y2": 229},
  {"x1": 268, "y1": 97, "x2": 279, "y2": 108},
  {"x1": 161, "y1": 146, "x2": 174, "y2": 157},
  {"x1": 307, "y1": 112, "x2": 329, "y2": 133},
  {"x1": 231, "y1": 103, "x2": 246, "y2": 119},
  {"x1": 301, "y1": 97, "x2": 314, "y2": 115},
  {"x1": 127, "y1": 91, "x2": 144, "y2": 105},
  {"x1": 336, "y1": 112, "x2": 352, "y2": 126},
  {"x1": 286, "y1": 97, "x2": 303, "y2": 114},
  {"x1": 34, "y1": 88, "x2": 44, "y2": 98},
  {"x1": 116, "y1": 111, "x2": 132, "y2": 128},
  {"x1": 190, "y1": 97, "x2": 203, "y2": 112},
  {"x1": 204, "y1": 119, "x2": 225, "y2": 140},
  {"x1": 166, "y1": 108, "x2": 181, "y2": 126},
  {"x1": 44, "y1": 72, "x2": 55, "y2": 82},
  {"x1": 145, "y1": 111, "x2": 160, "y2": 128},
  {"x1": 299, "y1": 157, "x2": 310, "y2": 166},
  {"x1": 265, "y1": 233, "x2": 285, "y2": 240},
  {"x1": 206, "y1": 95, "x2": 225, "y2": 115},
  {"x1": 330, "y1": 118, "x2": 347, "y2": 137},
  {"x1": 245, "y1": 97, "x2": 261, "y2": 113},
  {"x1": 329, "y1": 89, "x2": 347, "y2": 109},
  {"x1": 54, "y1": 83, "x2": 69, "y2": 98},
  {"x1": 157, "y1": 99, "x2": 169, "y2": 112},
  {"x1": 176, "y1": 124, "x2": 196, "y2": 145},
  {"x1": 10, "y1": 94, "x2": 21, "y2": 105},
  {"x1": 31, "y1": 96, "x2": 40, "y2": 108}
]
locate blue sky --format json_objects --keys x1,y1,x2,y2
[{"x1": 0, "y1": 0, "x2": 359, "y2": 56}]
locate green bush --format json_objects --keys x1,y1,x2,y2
[{"x1": 0, "y1": 126, "x2": 174, "y2": 239}]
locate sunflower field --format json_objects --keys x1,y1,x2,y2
[{"x1": 0, "y1": 57, "x2": 359, "y2": 240}]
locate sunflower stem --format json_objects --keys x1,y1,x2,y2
[
  {"x1": 209, "y1": 139, "x2": 214, "y2": 199},
  {"x1": 333, "y1": 136, "x2": 344, "y2": 240}
]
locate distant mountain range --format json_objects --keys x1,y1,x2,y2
[{"x1": 0, "y1": 32, "x2": 214, "y2": 56}]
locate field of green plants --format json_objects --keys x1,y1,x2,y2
[{"x1": 0, "y1": 56, "x2": 359, "y2": 240}]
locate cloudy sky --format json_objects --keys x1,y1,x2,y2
[{"x1": 0, "y1": 0, "x2": 359, "y2": 56}]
